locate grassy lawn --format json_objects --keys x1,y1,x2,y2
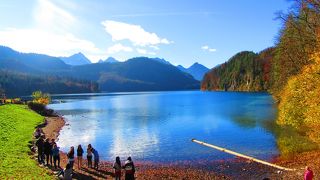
[{"x1": 0, "y1": 104, "x2": 52, "y2": 179}]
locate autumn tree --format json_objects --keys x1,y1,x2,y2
[{"x1": 32, "y1": 91, "x2": 51, "y2": 105}]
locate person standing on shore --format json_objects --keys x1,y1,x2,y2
[
  {"x1": 123, "y1": 157, "x2": 135, "y2": 180},
  {"x1": 77, "y1": 145, "x2": 84, "y2": 169},
  {"x1": 50, "y1": 139, "x2": 56, "y2": 165},
  {"x1": 35, "y1": 135, "x2": 45, "y2": 164},
  {"x1": 67, "y1": 146, "x2": 75, "y2": 169},
  {"x1": 92, "y1": 148, "x2": 99, "y2": 170},
  {"x1": 52, "y1": 143, "x2": 60, "y2": 169},
  {"x1": 304, "y1": 166, "x2": 314, "y2": 180},
  {"x1": 44, "y1": 138, "x2": 52, "y2": 166},
  {"x1": 113, "y1": 156, "x2": 122, "y2": 180},
  {"x1": 87, "y1": 144, "x2": 93, "y2": 168}
]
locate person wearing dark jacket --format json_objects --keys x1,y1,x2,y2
[
  {"x1": 67, "y1": 146, "x2": 75, "y2": 169},
  {"x1": 92, "y1": 148, "x2": 99, "y2": 170},
  {"x1": 87, "y1": 144, "x2": 93, "y2": 168},
  {"x1": 35, "y1": 135, "x2": 45, "y2": 164},
  {"x1": 123, "y1": 157, "x2": 135, "y2": 180},
  {"x1": 52, "y1": 143, "x2": 60, "y2": 169},
  {"x1": 44, "y1": 138, "x2": 52, "y2": 166},
  {"x1": 77, "y1": 145, "x2": 84, "y2": 169}
]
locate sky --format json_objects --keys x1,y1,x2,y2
[{"x1": 0, "y1": 0, "x2": 292, "y2": 68}]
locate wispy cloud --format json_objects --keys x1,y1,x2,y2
[
  {"x1": 136, "y1": 48, "x2": 156, "y2": 55},
  {"x1": 201, "y1": 45, "x2": 217, "y2": 52},
  {"x1": 110, "y1": 11, "x2": 216, "y2": 18},
  {"x1": 34, "y1": 0, "x2": 76, "y2": 32},
  {"x1": 107, "y1": 43, "x2": 133, "y2": 54},
  {"x1": 101, "y1": 20, "x2": 173, "y2": 47}
]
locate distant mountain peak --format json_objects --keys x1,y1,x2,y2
[
  {"x1": 150, "y1": 57, "x2": 172, "y2": 65},
  {"x1": 60, "y1": 52, "x2": 91, "y2": 66},
  {"x1": 98, "y1": 57, "x2": 119, "y2": 63},
  {"x1": 176, "y1": 62, "x2": 209, "y2": 81}
]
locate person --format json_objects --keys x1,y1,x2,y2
[
  {"x1": 87, "y1": 144, "x2": 93, "y2": 168},
  {"x1": 34, "y1": 128, "x2": 43, "y2": 139},
  {"x1": 123, "y1": 157, "x2": 135, "y2": 180},
  {"x1": 35, "y1": 135, "x2": 45, "y2": 164},
  {"x1": 44, "y1": 138, "x2": 52, "y2": 166},
  {"x1": 50, "y1": 139, "x2": 56, "y2": 165},
  {"x1": 67, "y1": 146, "x2": 75, "y2": 169},
  {"x1": 52, "y1": 143, "x2": 60, "y2": 169},
  {"x1": 304, "y1": 166, "x2": 314, "y2": 180},
  {"x1": 57, "y1": 163, "x2": 72, "y2": 180},
  {"x1": 77, "y1": 145, "x2": 84, "y2": 169},
  {"x1": 92, "y1": 148, "x2": 99, "y2": 170},
  {"x1": 113, "y1": 156, "x2": 122, "y2": 180}
]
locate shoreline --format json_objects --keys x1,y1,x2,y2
[{"x1": 39, "y1": 115, "x2": 318, "y2": 179}]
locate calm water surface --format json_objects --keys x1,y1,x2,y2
[{"x1": 48, "y1": 91, "x2": 278, "y2": 162}]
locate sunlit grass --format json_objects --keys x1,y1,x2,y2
[{"x1": 0, "y1": 104, "x2": 52, "y2": 179}]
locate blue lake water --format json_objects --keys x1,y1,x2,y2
[{"x1": 48, "y1": 91, "x2": 278, "y2": 163}]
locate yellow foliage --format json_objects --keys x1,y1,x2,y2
[{"x1": 277, "y1": 50, "x2": 320, "y2": 142}]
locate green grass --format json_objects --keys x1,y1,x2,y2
[{"x1": 0, "y1": 104, "x2": 52, "y2": 179}]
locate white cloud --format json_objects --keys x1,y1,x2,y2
[
  {"x1": 107, "y1": 43, "x2": 133, "y2": 54},
  {"x1": 150, "y1": 45, "x2": 160, "y2": 50},
  {"x1": 201, "y1": 45, "x2": 209, "y2": 50},
  {"x1": 34, "y1": 0, "x2": 76, "y2": 32},
  {"x1": 136, "y1": 48, "x2": 156, "y2": 55},
  {"x1": 0, "y1": 28, "x2": 102, "y2": 59},
  {"x1": 101, "y1": 20, "x2": 173, "y2": 47},
  {"x1": 201, "y1": 45, "x2": 216, "y2": 52}
]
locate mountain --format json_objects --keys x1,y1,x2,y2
[
  {"x1": 177, "y1": 62, "x2": 209, "y2": 81},
  {"x1": 60, "y1": 52, "x2": 91, "y2": 66},
  {"x1": 67, "y1": 57, "x2": 199, "y2": 92},
  {"x1": 0, "y1": 46, "x2": 98, "y2": 96},
  {"x1": 98, "y1": 57, "x2": 119, "y2": 63},
  {"x1": 0, "y1": 46, "x2": 70, "y2": 73},
  {"x1": 201, "y1": 49, "x2": 274, "y2": 92},
  {"x1": 0, "y1": 46, "x2": 199, "y2": 94},
  {"x1": 177, "y1": 65, "x2": 187, "y2": 72},
  {"x1": 151, "y1": 57, "x2": 172, "y2": 65}
]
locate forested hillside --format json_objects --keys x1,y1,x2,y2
[
  {"x1": 68, "y1": 57, "x2": 199, "y2": 92},
  {"x1": 201, "y1": 49, "x2": 274, "y2": 91},
  {"x1": 0, "y1": 71, "x2": 99, "y2": 97},
  {"x1": 202, "y1": 0, "x2": 320, "y2": 143}
]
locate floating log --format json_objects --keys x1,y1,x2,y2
[{"x1": 191, "y1": 139, "x2": 295, "y2": 171}]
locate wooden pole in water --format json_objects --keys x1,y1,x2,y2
[{"x1": 191, "y1": 139, "x2": 295, "y2": 171}]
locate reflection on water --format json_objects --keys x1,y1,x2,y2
[{"x1": 49, "y1": 91, "x2": 278, "y2": 162}]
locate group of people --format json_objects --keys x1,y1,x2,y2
[
  {"x1": 65, "y1": 144, "x2": 100, "y2": 170},
  {"x1": 35, "y1": 127, "x2": 136, "y2": 180},
  {"x1": 35, "y1": 128, "x2": 60, "y2": 169}
]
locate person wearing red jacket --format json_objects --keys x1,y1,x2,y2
[{"x1": 304, "y1": 166, "x2": 314, "y2": 180}]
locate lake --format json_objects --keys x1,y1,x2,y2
[{"x1": 48, "y1": 91, "x2": 278, "y2": 163}]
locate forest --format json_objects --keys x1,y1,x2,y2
[
  {"x1": 202, "y1": 0, "x2": 320, "y2": 144},
  {"x1": 0, "y1": 70, "x2": 99, "y2": 97}
]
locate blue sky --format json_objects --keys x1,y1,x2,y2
[{"x1": 0, "y1": 0, "x2": 292, "y2": 68}]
